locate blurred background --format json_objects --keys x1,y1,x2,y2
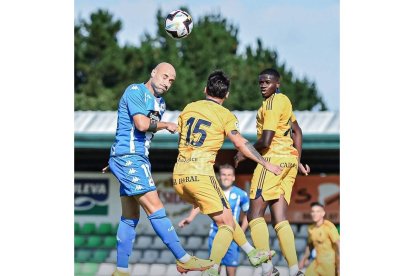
[{"x1": 74, "y1": 1, "x2": 339, "y2": 275}]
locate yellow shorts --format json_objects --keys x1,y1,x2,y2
[
  {"x1": 305, "y1": 257, "x2": 336, "y2": 276},
  {"x1": 172, "y1": 174, "x2": 230, "y2": 215},
  {"x1": 250, "y1": 156, "x2": 298, "y2": 204}
]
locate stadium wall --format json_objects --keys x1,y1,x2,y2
[{"x1": 75, "y1": 172, "x2": 339, "y2": 225}]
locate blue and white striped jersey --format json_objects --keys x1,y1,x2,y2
[{"x1": 110, "y1": 83, "x2": 166, "y2": 157}]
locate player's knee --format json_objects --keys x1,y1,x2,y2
[
  {"x1": 226, "y1": 218, "x2": 235, "y2": 229},
  {"x1": 121, "y1": 210, "x2": 140, "y2": 220},
  {"x1": 224, "y1": 210, "x2": 235, "y2": 228},
  {"x1": 247, "y1": 203, "x2": 266, "y2": 222},
  {"x1": 272, "y1": 211, "x2": 287, "y2": 224},
  {"x1": 213, "y1": 215, "x2": 226, "y2": 226},
  {"x1": 247, "y1": 212, "x2": 254, "y2": 222},
  {"x1": 147, "y1": 207, "x2": 167, "y2": 219},
  {"x1": 214, "y1": 211, "x2": 234, "y2": 228},
  {"x1": 247, "y1": 210, "x2": 262, "y2": 222}
]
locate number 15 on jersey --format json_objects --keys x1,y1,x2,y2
[{"x1": 185, "y1": 117, "x2": 211, "y2": 147}]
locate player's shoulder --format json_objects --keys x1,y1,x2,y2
[
  {"x1": 126, "y1": 83, "x2": 143, "y2": 91},
  {"x1": 181, "y1": 100, "x2": 198, "y2": 112},
  {"x1": 210, "y1": 100, "x2": 232, "y2": 114},
  {"x1": 231, "y1": 185, "x2": 243, "y2": 193},
  {"x1": 323, "y1": 220, "x2": 336, "y2": 229},
  {"x1": 224, "y1": 108, "x2": 237, "y2": 121},
  {"x1": 124, "y1": 83, "x2": 147, "y2": 97},
  {"x1": 273, "y1": 93, "x2": 292, "y2": 103},
  {"x1": 216, "y1": 104, "x2": 236, "y2": 120},
  {"x1": 231, "y1": 186, "x2": 248, "y2": 196},
  {"x1": 206, "y1": 100, "x2": 235, "y2": 120},
  {"x1": 263, "y1": 93, "x2": 290, "y2": 110},
  {"x1": 185, "y1": 100, "x2": 207, "y2": 109}
]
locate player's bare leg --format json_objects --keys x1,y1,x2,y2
[{"x1": 226, "y1": 266, "x2": 237, "y2": 276}]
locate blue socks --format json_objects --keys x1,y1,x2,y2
[
  {"x1": 148, "y1": 208, "x2": 187, "y2": 259},
  {"x1": 116, "y1": 208, "x2": 187, "y2": 266},
  {"x1": 116, "y1": 216, "x2": 139, "y2": 268}
]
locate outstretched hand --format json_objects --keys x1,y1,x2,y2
[
  {"x1": 299, "y1": 163, "x2": 311, "y2": 176},
  {"x1": 166, "y1": 122, "x2": 178, "y2": 134},
  {"x1": 264, "y1": 162, "x2": 283, "y2": 175},
  {"x1": 102, "y1": 165, "x2": 110, "y2": 174},
  {"x1": 234, "y1": 151, "x2": 246, "y2": 168},
  {"x1": 299, "y1": 258, "x2": 309, "y2": 270},
  {"x1": 178, "y1": 218, "x2": 191, "y2": 228}
]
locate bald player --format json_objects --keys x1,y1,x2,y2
[{"x1": 107, "y1": 62, "x2": 213, "y2": 276}]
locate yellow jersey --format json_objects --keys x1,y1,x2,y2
[
  {"x1": 307, "y1": 220, "x2": 340, "y2": 259},
  {"x1": 173, "y1": 99, "x2": 239, "y2": 175},
  {"x1": 256, "y1": 93, "x2": 298, "y2": 157}
]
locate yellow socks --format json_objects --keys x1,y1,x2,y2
[
  {"x1": 249, "y1": 217, "x2": 270, "y2": 251},
  {"x1": 209, "y1": 225, "x2": 234, "y2": 264},
  {"x1": 232, "y1": 218, "x2": 248, "y2": 246},
  {"x1": 275, "y1": 220, "x2": 298, "y2": 267}
]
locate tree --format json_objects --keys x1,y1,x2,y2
[
  {"x1": 75, "y1": 8, "x2": 327, "y2": 111},
  {"x1": 75, "y1": 9, "x2": 126, "y2": 110}
]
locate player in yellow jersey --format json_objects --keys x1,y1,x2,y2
[
  {"x1": 235, "y1": 68, "x2": 311, "y2": 276},
  {"x1": 299, "y1": 202, "x2": 340, "y2": 276},
  {"x1": 173, "y1": 70, "x2": 281, "y2": 276}
]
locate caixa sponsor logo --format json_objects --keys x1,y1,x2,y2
[
  {"x1": 74, "y1": 179, "x2": 109, "y2": 215},
  {"x1": 279, "y1": 162, "x2": 297, "y2": 168}
]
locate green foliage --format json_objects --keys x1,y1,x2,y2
[{"x1": 75, "y1": 8, "x2": 327, "y2": 111}]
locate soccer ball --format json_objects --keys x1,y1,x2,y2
[{"x1": 165, "y1": 10, "x2": 193, "y2": 39}]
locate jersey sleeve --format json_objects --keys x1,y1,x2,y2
[
  {"x1": 240, "y1": 190, "x2": 250, "y2": 212},
  {"x1": 262, "y1": 96, "x2": 285, "y2": 131},
  {"x1": 125, "y1": 85, "x2": 148, "y2": 117},
  {"x1": 291, "y1": 112, "x2": 297, "y2": 123},
  {"x1": 328, "y1": 223, "x2": 340, "y2": 243},
  {"x1": 223, "y1": 111, "x2": 240, "y2": 136}
]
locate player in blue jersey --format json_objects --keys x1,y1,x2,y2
[
  {"x1": 178, "y1": 164, "x2": 250, "y2": 276},
  {"x1": 106, "y1": 62, "x2": 213, "y2": 276}
]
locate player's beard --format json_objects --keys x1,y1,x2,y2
[{"x1": 153, "y1": 85, "x2": 166, "y2": 97}]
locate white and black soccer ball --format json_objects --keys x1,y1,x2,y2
[{"x1": 165, "y1": 10, "x2": 193, "y2": 39}]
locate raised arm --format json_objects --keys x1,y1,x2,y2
[
  {"x1": 228, "y1": 130, "x2": 282, "y2": 175},
  {"x1": 234, "y1": 130, "x2": 274, "y2": 165},
  {"x1": 133, "y1": 114, "x2": 177, "y2": 134}
]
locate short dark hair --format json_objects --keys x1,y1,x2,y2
[
  {"x1": 259, "y1": 68, "x2": 280, "y2": 80},
  {"x1": 219, "y1": 163, "x2": 235, "y2": 174},
  {"x1": 206, "y1": 70, "x2": 230, "y2": 99},
  {"x1": 310, "y1": 202, "x2": 325, "y2": 208}
]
